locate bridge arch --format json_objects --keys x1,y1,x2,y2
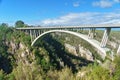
[{"x1": 31, "y1": 30, "x2": 106, "y2": 58}]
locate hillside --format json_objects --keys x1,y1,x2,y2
[{"x1": 0, "y1": 24, "x2": 120, "y2": 80}]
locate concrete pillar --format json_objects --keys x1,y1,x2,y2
[
  {"x1": 117, "y1": 45, "x2": 120, "y2": 55},
  {"x1": 32, "y1": 30, "x2": 35, "y2": 40},
  {"x1": 27, "y1": 30, "x2": 30, "y2": 35},
  {"x1": 88, "y1": 28, "x2": 96, "y2": 39},
  {"x1": 71, "y1": 28, "x2": 73, "y2": 31},
  {"x1": 76, "y1": 28, "x2": 79, "y2": 32},
  {"x1": 38, "y1": 30, "x2": 41, "y2": 35},
  {"x1": 100, "y1": 28, "x2": 111, "y2": 48},
  {"x1": 36, "y1": 30, "x2": 38, "y2": 37},
  {"x1": 79, "y1": 28, "x2": 81, "y2": 32},
  {"x1": 34, "y1": 30, "x2": 37, "y2": 39},
  {"x1": 37, "y1": 30, "x2": 39, "y2": 36},
  {"x1": 41, "y1": 30, "x2": 43, "y2": 34},
  {"x1": 30, "y1": 30, "x2": 33, "y2": 42},
  {"x1": 25, "y1": 30, "x2": 27, "y2": 33},
  {"x1": 81, "y1": 28, "x2": 83, "y2": 32},
  {"x1": 88, "y1": 28, "x2": 92, "y2": 38},
  {"x1": 24, "y1": 30, "x2": 29, "y2": 34}
]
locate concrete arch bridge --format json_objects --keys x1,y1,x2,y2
[{"x1": 16, "y1": 24, "x2": 120, "y2": 59}]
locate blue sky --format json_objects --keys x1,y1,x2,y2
[{"x1": 0, "y1": 0, "x2": 120, "y2": 26}]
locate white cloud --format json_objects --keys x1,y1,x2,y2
[
  {"x1": 92, "y1": 0, "x2": 120, "y2": 8},
  {"x1": 73, "y1": 2, "x2": 80, "y2": 7},
  {"x1": 114, "y1": 0, "x2": 120, "y2": 3},
  {"x1": 41, "y1": 12, "x2": 120, "y2": 26},
  {"x1": 92, "y1": 0, "x2": 113, "y2": 8}
]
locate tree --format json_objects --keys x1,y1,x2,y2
[
  {"x1": 113, "y1": 56, "x2": 120, "y2": 80},
  {"x1": 87, "y1": 65, "x2": 110, "y2": 80},
  {"x1": 0, "y1": 70, "x2": 5, "y2": 80},
  {"x1": 1, "y1": 23, "x2": 8, "y2": 27},
  {"x1": 15, "y1": 20, "x2": 25, "y2": 28}
]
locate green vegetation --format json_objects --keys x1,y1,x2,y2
[
  {"x1": 15, "y1": 20, "x2": 28, "y2": 28},
  {"x1": 0, "y1": 22, "x2": 120, "y2": 80}
]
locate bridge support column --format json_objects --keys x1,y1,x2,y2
[
  {"x1": 100, "y1": 28, "x2": 111, "y2": 48},
  {"x1": 117, "y1": 45, "x2": 120, "y2": 55},
  {"x1": 31, "y1": 30, "x2": 35, "y2": 41},
  {"x1": 24, "y1": 30, "x2": 27, "y2": 34},
  {"x1": 36, "y1": 30, "x2": 38, "y2": 38},
  {"x1": 81, "y1": 28, "x2": 83, "y2": 32},
  {"x1": 38, "y1": 30, "x2": 41, "y2": 35},
  {"x1": 34, "y1": 30, "x2": 37, "y2": 39},
  {"x1": 30, "y1": 30, "x2": 33, "y2": 42},
  {"x1": 88, "y1": 28, "x2": 96, "y2": 39}
]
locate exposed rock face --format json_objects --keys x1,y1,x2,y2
[
  {"x1": 7, "y1": 41, "x2": 26, "y2": 54},
  {"x1": 78, "y1": 44, "x2": 93, "y2": 61},
  {"x1": 108, "y1": 41, "x2": 118, "y2": 49},
  {"x1": 6, "y1": 41, "x2": 19, "y2": 54},
  {"x1": 19, "y1": 42, "x2": 25, "y2": 50},
  {"x1": 77, "y1": 71, "x2": 87, "y2": 78},
  {"x1": 6, "y1": 40, "x2": 34, "y2": 65},
  {"x1": 64, "y1": 43, "x2": 94, "y2": 61},
  {"x1": 65, "y1": 43, "x2": 78, "y2": 56}
]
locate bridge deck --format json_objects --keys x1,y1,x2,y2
[{"x1": 16, "y1": 24, "x2": 120, "y2": 30}]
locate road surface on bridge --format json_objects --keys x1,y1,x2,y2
[{"x1": 16, "y1": 24, "x2": 120, "y2": 30}]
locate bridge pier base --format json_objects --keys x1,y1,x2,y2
[{"x1": 100, "y1": 28, "x2": 111, "y2": 48}]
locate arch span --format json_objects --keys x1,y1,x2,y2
[{"x1": 31, "y1": 30, "x2": 107, "y2": 58}]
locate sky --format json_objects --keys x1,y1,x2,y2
[{"x1": 0, "y1": 0, "x2": 120, "y2": 26}]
